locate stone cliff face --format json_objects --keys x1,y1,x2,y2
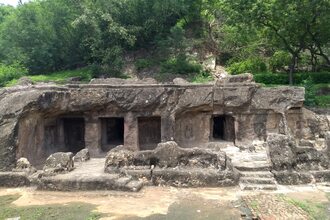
[{"x1": 0, "y1": 76, "x2": 327, "y2": 171}]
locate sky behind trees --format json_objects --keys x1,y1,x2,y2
[{"x1": 0, "y1": 0, "x2": 29, "y2": 6}]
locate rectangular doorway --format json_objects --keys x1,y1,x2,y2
[
  {"x1": 101, "y1": 117, "x2": 124, "y2": 152},
  {"x1": 212, "y1": 115, "x2": 235, "y2": 142},
  {"x1": 138, "y1": 117, "x2": 161, "y2": 150},
  {"x1": 63, "y1": 118, "x2": 85, "y2": 153}
]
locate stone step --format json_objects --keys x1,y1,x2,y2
[
  {"x1": 234, "y1": 162, "x2": 271, "y2": 171},
  {"x1": 240, "y1": 177, "x2": 276, "y2": 185},
  {"x1": 240, "y1": 171, "x2": 274, "y2": 178},
  {"x1": 240, "y1": 183, "x2": 277, "y2": 191},
  {"x1": 231, "y1": 154, "x2": 268, "y2": 162}
]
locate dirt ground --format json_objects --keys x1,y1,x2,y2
[{"x1": 0, "y1": 185, "x2": 329, "y2": 220}]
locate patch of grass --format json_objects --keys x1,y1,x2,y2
[
  {"x1": 279, "y1": 194, "x2": 329, "y2": 220},
  {"x1": 0, "y1": 194, "x2": 104, "y2": 220},
  {"x1": 5, "y1": 67, "x2": 93, "y2": 87},
  {"x1": 0, "y1": 63, "x2": 28, "y2": 87},
  {"x1": 249, "y1": 200, "x2": 259, "y2": 210},
  {"x1": 315, "y1": 95, "x2": 330, "y2": 107}
]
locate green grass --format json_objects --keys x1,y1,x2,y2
[
  {"x1": 0, "y1": 194, "x2": 103, "y2": 220},
  {"x1": 5, "y1": 67, "x2": 93, "y2": 87},
  {"x1": 315, "y1": 95, "x2": 330, "y2": 107},
  {"x1": 279, "y1": 194, "x2": 329, "y2": 220}
]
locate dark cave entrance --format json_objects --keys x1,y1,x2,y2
[
  {"x1": 101, "y1": 117, "x2": 124, "y2": 152},
  {"x1": 63, "y1": 118, "x2": 85, "y2": 153},
  {"x1": 212, "y1": 115, "x2": 235, "y2": 142},
  {"x1": 138, "y1": 116, "x2": 161, "y2": 150}
]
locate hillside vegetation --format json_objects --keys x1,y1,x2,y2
[{"x1": 0, "y1": 0, "x2": 329, "y2": 106}]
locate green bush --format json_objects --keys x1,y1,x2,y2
[
  {"x1": 303, "y1": 77, "x2": 317, "y2": 106},
  {"x1": 135, "y1": 58, "x2": 154, "y2": 71},
  {"x1": 269, "y1": 51, "x2": 291, "y2": 71},
  {"x1": 227, "y1": 58, "x2": 267, "y2": 75},
  {"x1": 254, "y1": 72, "x2": 289, "y2": 84},
  {"x1": 0, "y1": 63, "x2": 27, "y2": 87},
  {"x1": 254, "y1": 72, "x2": 330, "y2": 85},
  {"x1": 160, "y1": 54, "x2": 202, "y2": 75}
]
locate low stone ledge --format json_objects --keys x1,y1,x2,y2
[
  {"x1": 272, "y1": 171, "x2": 313, "y2": 185},
  {"x1": 151, "y1": 168, "x2": 239, "y2": 187},
  {"x1": 0, "y1": 172, "x2": 30, "y2": 187},
  {"x1": 37, "y1": 174, "x2": 143, "y2": 192}
]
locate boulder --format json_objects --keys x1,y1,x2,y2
[
  {"x1": 153, "y1": 141, "x2": 185, "y2": 168},
  {"x1": 173, "y1": 78, "x2": 189, "y2": 85},
  {"x1": 267, "y1": 133, "x2": 296, "y2": 171},
  {"x1": 43, "y1": 152, "x2": 74, "y2": 173},
  {"x1": 216, "y1": 73, "x2": 254, "y2": 84},
  {"x1": 13, "y1": 157, "x2": 37, "y2": 174},
  {"x1": 16, "y1": 157, "x2": 31, "y2": 169},
  {"x1": 104, "y1": 147, "x2": 134, "y2": 172},
  {"x1": 73, "y1": 149, "x2": 90, "y2": 162}
]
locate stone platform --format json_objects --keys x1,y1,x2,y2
[{"x1": 37, "y1": 158, "x2": 144, "y2": 192}]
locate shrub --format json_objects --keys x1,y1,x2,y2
[
  {"x1": 135, "y1": 58, "x2": 154, "y2": 71},
  {"x1": 190, "y1": 71, "x2": 213, "y2": 83},
  {"x1": 227, "y1": 58, "x2": 267, "y2": 75},
  {"x1": 0, "y1": 63, "x2": 27, "y2": 87},
  {"x1": 160, "y1": 54, "x2": 202, "y2": 75},
  {"x1": 254, "y1": 72, "x2": 289, "y2": 84}
]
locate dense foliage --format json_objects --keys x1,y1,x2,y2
[{"x1": 0, "y1": 0, "x2": 329, "y2": 85}]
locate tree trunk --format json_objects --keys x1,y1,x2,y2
[{"x1": 289, "y1": 56, "x2": 296, "y2": 85}]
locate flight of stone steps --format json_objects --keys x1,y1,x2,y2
[{"x1": 222, "y1": 146, "x2": 278, "y2": 190}]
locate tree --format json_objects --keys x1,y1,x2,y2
[
  {"x1": 0, "y1": 0, "x2": 85, "y2": 73},
  {"x1": 220, "y1": 0, "x2": 330, "y2": 84}
]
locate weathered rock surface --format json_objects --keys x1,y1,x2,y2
[
  {"x1": 43, "y1": 152, "x2": 74, "y2": 174},
  {"x1": 300, "y1": 108, "x2": 330, "y2": 140},
  {"x1": 268, "y1": 133, "x2": 330, "y2": 184},
  {"x1": 326, "y1": 132, "x2": 330, "y2": 157},
  {"x1": 267, "y1": 134, "x2": 296, "y2": 171},
  {"x1": 90, "y1": 77, "x2": 158, "y2": 85},
  {"x1": 74, "y1": 149, "x2": 90, "y2": 162},
  {"x1": 104, "y1": 141, "x2": 237, "y2": 187}
]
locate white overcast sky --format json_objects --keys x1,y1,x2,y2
[{"x1": 0, "y1": 0, "x2": 30, "y2": 6}]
